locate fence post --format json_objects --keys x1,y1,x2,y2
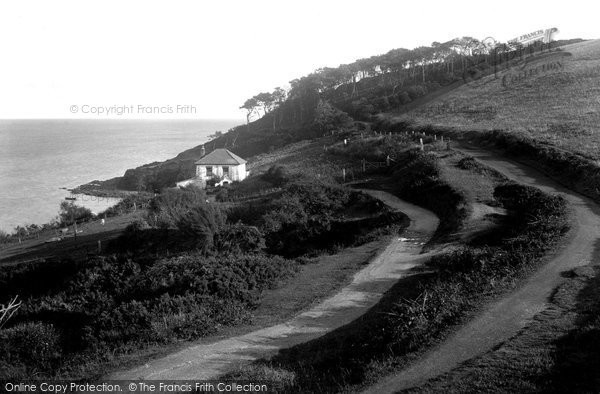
[
  {"x1": 420, "y1": 138, "x2": 424, "y2": 151},
  {"x1": 362, "y1": 158, "x2": 366, "y2": 173},
  {"x1": 386, "y1": 155, "x2": 390, "y2": 166},
  {"x1": 342, "y1": 168, "x2": 346, "y2": 182},
  {"x1": 434, "y1": 134, "x2": 437, "y2": 141},
  {"x1": 98, "y1": 240, "x2": 101, "y2": 253},
  {"x1": 441, "y1": 135, "x2": 444, "y2": 142}
]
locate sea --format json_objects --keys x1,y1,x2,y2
[{"x1": 0, "y1": 119, "x2": 241, "y2": 233}]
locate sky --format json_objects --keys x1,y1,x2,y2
[{"x1": 0, "y1": 0, "x2": 596, "y2": 120}]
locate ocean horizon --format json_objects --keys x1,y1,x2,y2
[{"x1": 0, "y1": 119, "x2": 242, "y2": 233}]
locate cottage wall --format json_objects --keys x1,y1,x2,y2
[
  {"x1": 229, "y1": 163, "x2": 246, "y2": 181},
  {"x1": 195, "y1": 163, "x2": 248, "y2": 184}
]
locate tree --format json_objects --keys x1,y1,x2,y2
[
  {"x1": 450, "y1": 37, "x2": 481, "y2": 72},
  {"x1": 288, "y1": 75, "x2": 321, "y2": 123},
  {"x1": 240, "y1": 97, "x2": 259, "y2": 132},
  {"x1": 271, "y1": 87, "x2": 288, "y2": 131},
  {"x1": 254, "y1": 92, "x2": 275, "y2": 116},
  {"x1": 59, "y1": 201, "x2": 93, "y2": 226},
  {"x1": 314, "y1": 101, "x2": 352, "y2": 134}
]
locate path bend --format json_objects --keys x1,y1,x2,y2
[
  {"x1": 365, "y1": 146, "x2": 600, "y2": 393},
  {"x1": 109, "y1": 190, "x2": 440, "y2": 380}
]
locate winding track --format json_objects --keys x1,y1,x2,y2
[
  {"x1": 365, "y1": 145, "x2": 600, "y2": 393},
  {"x1": 109, "y1": 190, "x2": 440, "y2": 380}
]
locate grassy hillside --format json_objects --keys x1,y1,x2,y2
[
  {"x1": 77, "y1": 38, "x2": 598, "y2": 196},
  {"x1": 397, "y1": 39, "x2": 600, "y2": 160}
]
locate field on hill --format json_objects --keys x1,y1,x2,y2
[{"x1": 399, "y1": 39, "x2": 600, "y2": 160}]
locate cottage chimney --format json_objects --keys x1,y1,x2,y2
[{"x1": 201, "y1": 145, "x2": 206, "y2": 157}]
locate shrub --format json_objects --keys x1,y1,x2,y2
[
  {"x1": 226, "y1": 201, "x2": 275, "y2": 226},
  {"x1": 314, "y1": 101, "x2": 353, "y2": 134},
  {"x1": 391, "y1": 151, "x2": 468, "y2": 240},
  {"x1": 494, "y1": 183, "x2": 548, "y2": 211},
  {"x1": 0, "y1": 322, "x2": 62, "y2": 373},
  {"x1": 149, "y1": 294, "x2": 250, "y2": 341},
  {"x1": 0, "y1": 250, "x2": 299, "y2": 379},
  {"x1": 215, "y1": 187, "x2": 230, "y2": 202},
  {"x1": 215, "y1": 223, "x2": 265, "y2": 254},
  {"x1": 149, "y1": 186, "x2": 207, "y2": 227},
  {"x1": 262, "y1": 165, "x2": 290, "y2": 187},
  {"x1": 116, "y1": 219, "x2": 152, "y2": 248},
  {"x1": 0, "y1": 258, "x2": 83, "y2": 300},
  {"x1": 350, "y1": 98, "x2": 376, "y2": 120},
  {"x1": 457, "y1": 156, "x2": 482, "y2": 171},
  {"x1": 259, "y1": 181, "x2": 389, "y2": 256},
  {"x1": 406, "y1": 85, "x2": 427, "y2": 99},
  {"x1": 493, "y1": 183, "x2": 569, "y2": 249},
  {"x1": 176, "y1": 204, "x2": 226, "y2": 251},
  {"x1": 58, "y1": 202, "x2": 93, "y2": 226},
  {"x1": 373, "y1": 96, "x2": 390, "y2": 111},
  {"x1": 397, "y1": 91, "x2": 412, "y2": 105},
  {"x1": 0, "y1": 230, "x2": 9, "y2": 245},
  {"x1": 387, "y1": 94, "x2": 400, "y2": 107}
]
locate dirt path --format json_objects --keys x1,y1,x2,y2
[
  {"x1": 365, "y1": 146, "x2": 600, "y2": 393},
  {"x1": 109, "y1": 190, "x2": 439, "y2": 380}
]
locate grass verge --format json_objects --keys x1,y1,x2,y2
[{"x1": 404, "y1": 265, "x2": 600, "y2": 394}]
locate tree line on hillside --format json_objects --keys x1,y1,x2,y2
[{"x1": 239, "y1": 37, "x2": 583, "y2": 125}]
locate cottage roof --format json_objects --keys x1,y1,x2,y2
[{"x1": 194, "y1": 148, "x2": 247, "y2": 166}]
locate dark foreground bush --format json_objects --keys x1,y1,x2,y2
[
  {"x1": 215, "y1": 223, "x2": 266, "y2": 254},
  {"x1": 148, "y1": 186, "x2": 207, "y2": 228},
  {"x1": 1, "y1": 252, "x2": 297, "y2": 379},
  {"x1": 176, "y1": 204, "x2": 226, "y2": 251},
  {"x1": 0, "y1": 257, "x2": 93, "y2": 301},
  {"x1": 0, "y1": 322, "x2": 62, "y2": 378},
  {"x1": 260, "y1": 181, "x2": 390, "y2": 256}
]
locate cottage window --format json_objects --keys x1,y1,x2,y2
[
  {"x1": 223, "y1": 166, "x2": 229, "y2": 176},
  {"x1": 206, "y1": 166, "x2": 213, "y2": 176}
]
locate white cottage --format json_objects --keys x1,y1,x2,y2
[{"x1": 191, "y1": 148, "x2": 248, "y2": 188}]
